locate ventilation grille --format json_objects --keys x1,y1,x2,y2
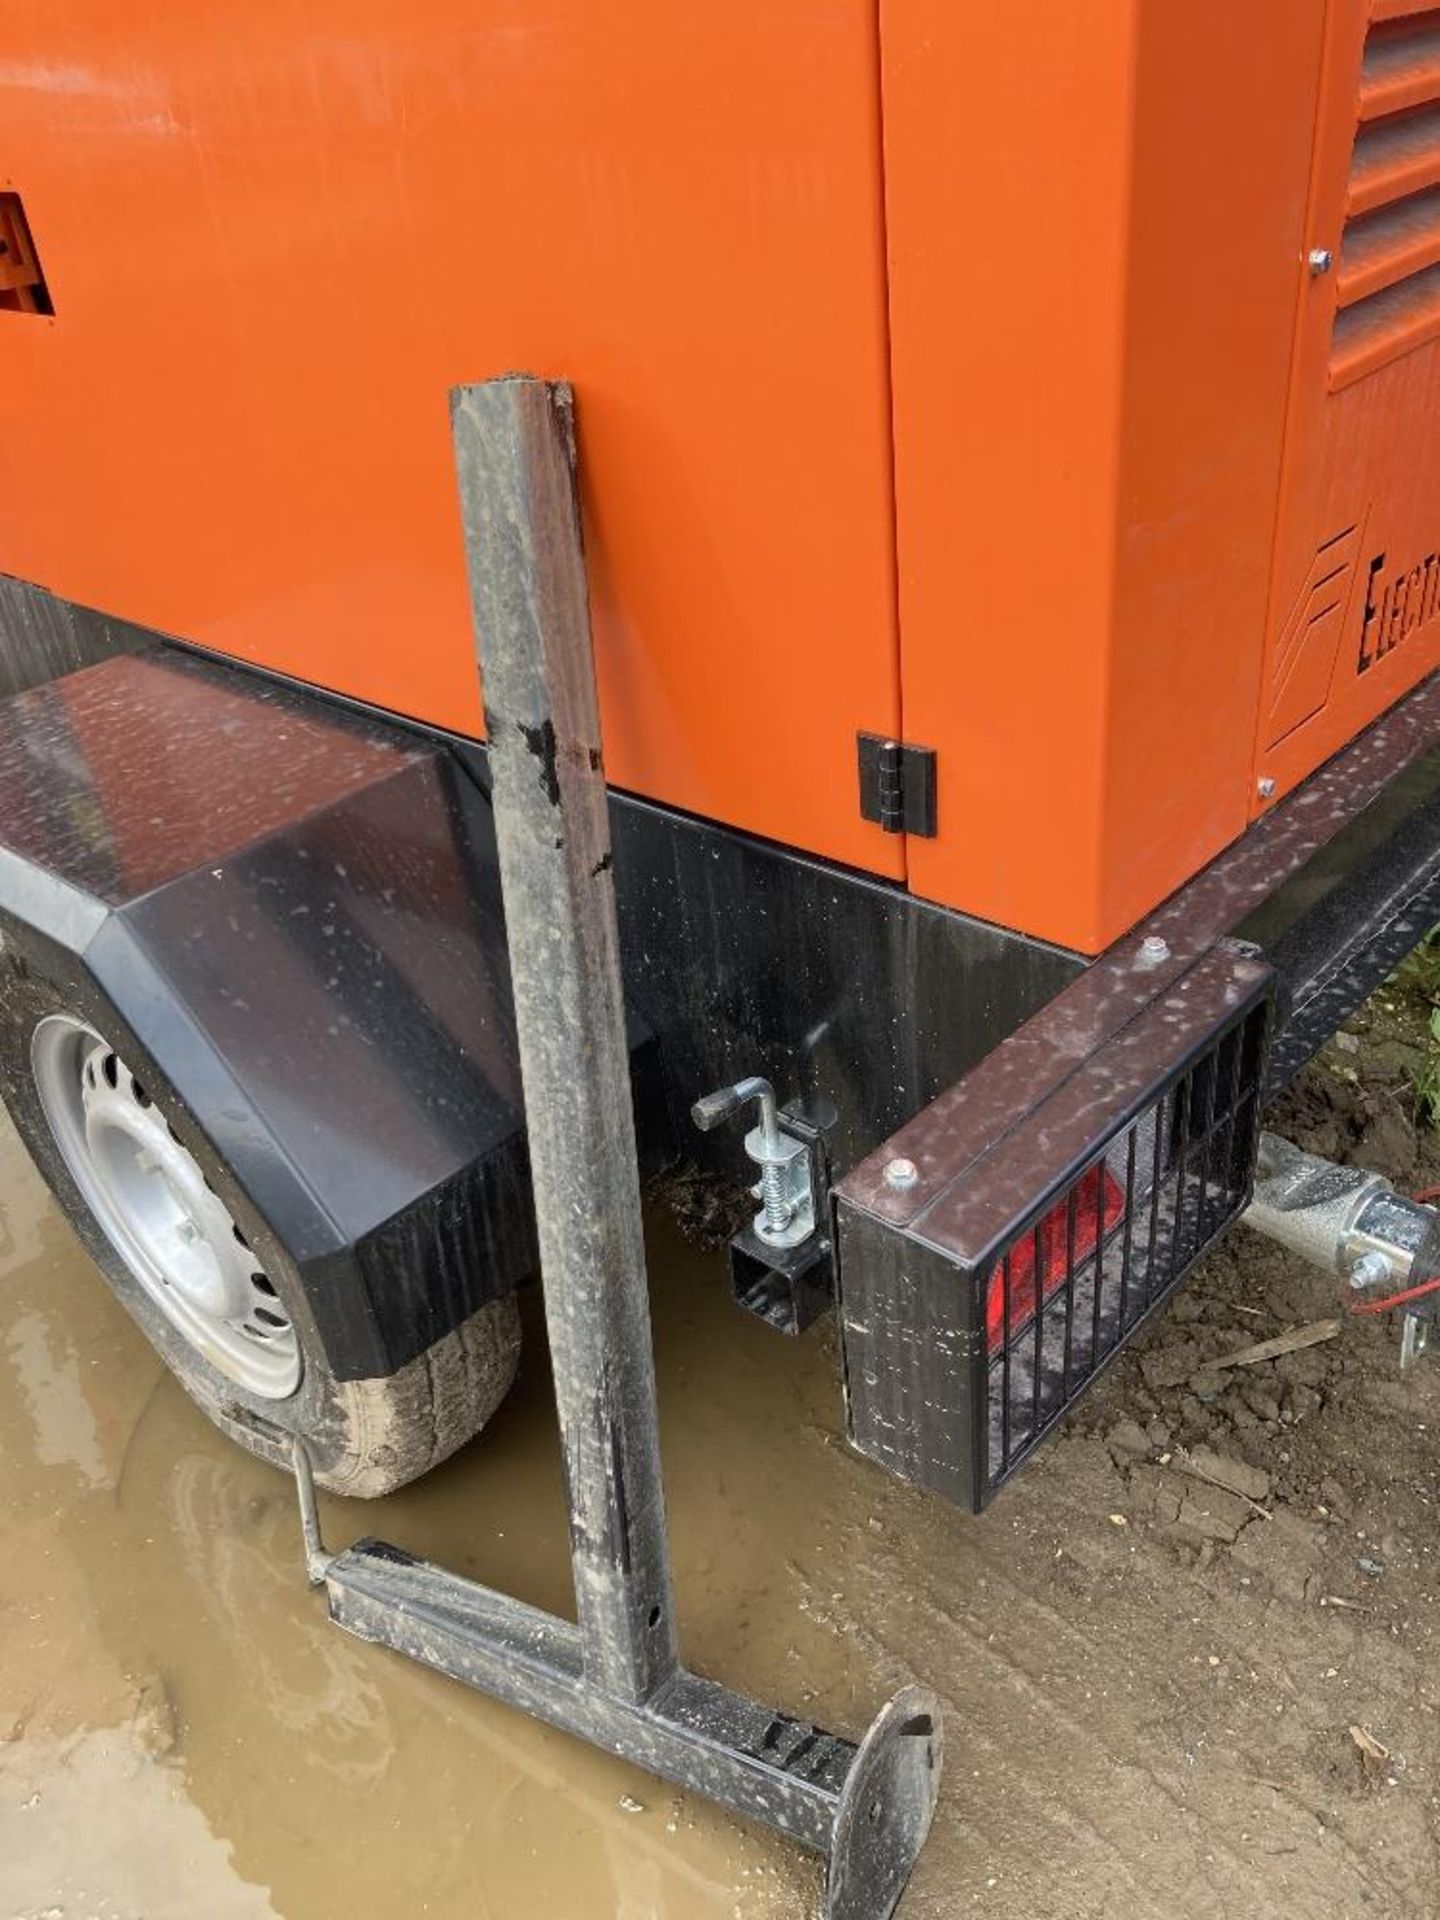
[
  {"x1": 1333, "y1": 7, "x2": 1440, "y2": 386},
  {"x1": 984, "y1": 996, "x2": 1270, "y2": 1494}
]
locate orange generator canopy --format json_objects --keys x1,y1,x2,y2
[{"x1": 2, "y1": 1, "x2": 1438, "y2": 953}]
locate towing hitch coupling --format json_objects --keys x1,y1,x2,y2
[{"x1": 1244, "y1": 1131, "x2": 1440, "y2": 1366}]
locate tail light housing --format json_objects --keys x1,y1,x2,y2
[
  {"x1": 984, "y1": 1163, "x2": 1126, "y2": 1358},
  {"x1": 836, "y1": 942, "x2": 1274, "y2": 1511}
]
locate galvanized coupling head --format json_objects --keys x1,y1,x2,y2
[
  {"x1": 1247, "y1": 1131, "x2": 1417, "y2": 1291},
  {"x1": 1245, "y1": 1131, "x2": 1440, "y2": 1370},
  {"x1": 691, "y1": 1077, "x2": 817, "y2": 1250}
]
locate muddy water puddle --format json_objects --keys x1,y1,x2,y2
[
  {"x1": 9, "y1": 1052, "x2": 1440, "y2": 1920},
  {"x1": 0, "y1": 1112, "x2": 861, "y2": 1919}
]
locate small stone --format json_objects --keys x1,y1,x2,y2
[
  {"x1": 1276, "y1": 1347, "x2": 1331, "y2": 1390},
  {"x1": 1104, "y1": 1418, "x2": 1151, "y2": 1465},
  {"x1": 1242, "y1": 1383, "x2": 1282, "y2": 1425},
  {"x1": 1140, "y1": 1340, "x2": 1204, "y2": 1391},
  {"x1": 1357, "y1": 1556, "x2": 1386, "y2": 1579},
  {"x1": 1187, "y1": 1446, "x2": 1271, "y2": 1504},
  {"x1": 1176, "y1": 1395, "x2": 1209, "y2": 1435},
  {"x1": 1319, "y1": 1475, "x2": 1351, "y2": 1517},
  {"x1": 619, "y1": 1795, "x2": 646, "y2": 1815},
  {"x1": 1285, "y1": 1384, "x2": 1322, "y2": 1423},
  {"x1": 1127, "y1": 1465, "x2": 1182, "y2": 1526}
]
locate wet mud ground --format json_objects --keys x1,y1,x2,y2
[{"x1": 4, "y1": 975, "x2": 1440, "y2": 1918}]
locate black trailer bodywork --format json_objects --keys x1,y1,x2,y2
[
  {"x1": 0, "y1": 570, "x2": 1438, "y2": 1484},
  {"x1": 0, "y1": 597, "x2": 1075, "y2": 1400},
  {"x1": 838, "y1": 672, "x2": 1440, "y2": 1509}
]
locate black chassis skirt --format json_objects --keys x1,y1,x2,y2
[
  {"x1": 0, "y1": 577, "x2": 1435, "y2": 1400},
  {"x1": 0, "y1": 613, "x2": 1074, "y2": 1383}
]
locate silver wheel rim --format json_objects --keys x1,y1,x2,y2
[{"x1": 31, "y1": 1014, "x2": 301, "y2": 1399}]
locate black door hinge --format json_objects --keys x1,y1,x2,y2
[{"x1": 857, "y1": 733, "x2": 938, "y2": 838}]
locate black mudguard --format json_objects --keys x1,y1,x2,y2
[{"x1": 0, "y1": 645, "x2": 558, "y2": 1381}]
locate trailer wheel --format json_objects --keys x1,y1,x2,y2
[{"x1": 1, "y1": 981, "x2": 520, "y2": 1498}]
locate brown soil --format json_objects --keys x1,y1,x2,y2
[
  {"x1": 3, "y1": 973, "x2": 1440, "y2": 1918},
  {"x1": 888, "y1": 974, "x2": 1440, "y2": 1919}
]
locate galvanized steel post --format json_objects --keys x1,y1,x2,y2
[
  {"x1": 450, "y1": 374, "x2": 676, "y2": 1704},
  {"x1": 292, "y1": 375, "x2": 942, "y2": 1920}
]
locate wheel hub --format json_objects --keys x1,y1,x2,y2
[{"x1": 31, "y1": 1015, "x2": 301, "y2": 1399}]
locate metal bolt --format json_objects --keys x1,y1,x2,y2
[
  {"x1": 1257, "y1": 776, "x2": 1276, "y2": 800},
  {"x1": 1307, "y1": 247, "x2": 1333, "y2": 276},
  {"x1": 884, "y1": 1157, "x2": 919, "y2": 1192},
  {"x1": 1349, "y1": 1250, "x2": 1392, "y2": 1291},
  {"x1": 1137, "y1": 934, "x2": 1170, "y2": 968}
]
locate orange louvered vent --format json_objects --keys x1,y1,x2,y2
[{"x1": 1333, "y1": 8, "x2": 1440, "y2": 386}]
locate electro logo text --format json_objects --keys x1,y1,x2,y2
[{"x1": 1358, "y1": 547, "x2": 1440, "y2": 674}]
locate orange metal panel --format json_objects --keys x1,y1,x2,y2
[
  {"x1": 1256, "y1": 2, "x2": 1440, "y2": 808},
  {"x1": 0, "y1": 3, "x2": 904, "y2": 880},
  {"x1": 883, "y1": 1, "x2": 1326, "y2": 952},
  {"x1": 9, "y1": 2, "x2": 1437, "y2": 955}
]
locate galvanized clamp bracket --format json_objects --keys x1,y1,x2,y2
[{"x1": 693, "y1": 1078, "x2": 836, "y2": 1334}]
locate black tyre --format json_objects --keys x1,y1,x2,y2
[{"x1": 0, "y1": 959, "x2": 520, "y2": 1497}]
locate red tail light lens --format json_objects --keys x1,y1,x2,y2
[{"x1": 986, "y1": 1164, "x2": 1126, "y2": 1355}]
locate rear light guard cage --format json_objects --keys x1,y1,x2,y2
[
  {"x1": 835, "y1": 941, "x2": 1276, "y2": 1514},
  {"x1": 983, "y1": 993, "x2": 1271, "y2": 1492}
]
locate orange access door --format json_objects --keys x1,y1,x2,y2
[
  {"x1": 0, "y1": 4, "x2": 904, "y2": 881},
  {"x1": 881, "y1": 0, "x2": 1331, "y2": 955}
]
